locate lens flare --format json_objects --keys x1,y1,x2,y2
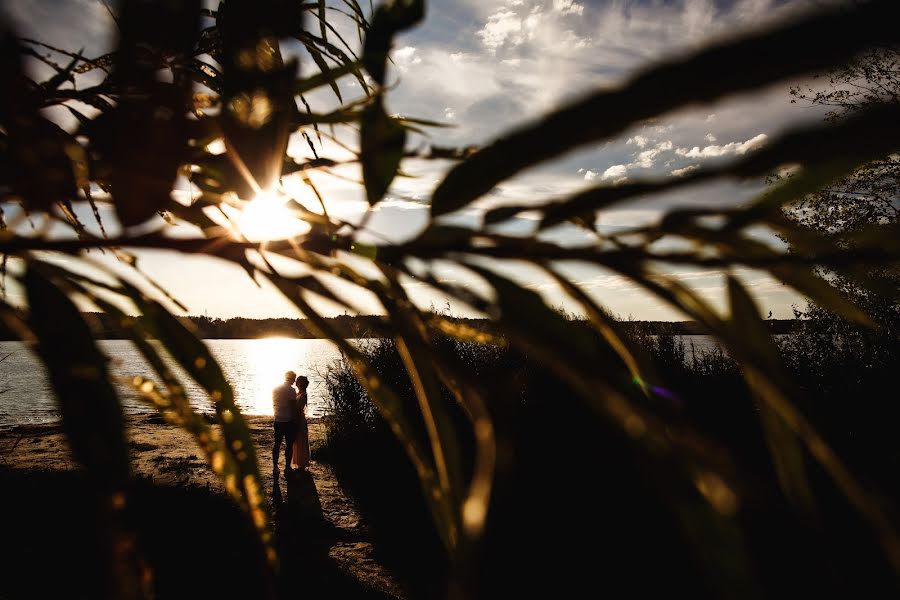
[{"x1": 236, "y1": 191, "x2": 311, "y2": 242}]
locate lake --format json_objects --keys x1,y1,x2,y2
[{"x1": 0, "y1": 335, "x2": 727, "y2": 428}]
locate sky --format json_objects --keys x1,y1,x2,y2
[{"x1": 2, "y1": 0, "x2": 844, "y2": 320}]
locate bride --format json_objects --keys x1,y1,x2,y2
[{"x1": 290, "y1": 375, "x2": 311, "y2": 472}]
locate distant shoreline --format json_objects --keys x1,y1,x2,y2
[{"x1": 0, "y1": 313, "x2": 799, "y2": 341}]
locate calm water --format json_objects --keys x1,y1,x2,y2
[
  {"x1": 0, "y1": 339, "x2": 345, "y2": 428},
  {"x1": 0, "y1": 335, "x2": 727, "y2": 428}
]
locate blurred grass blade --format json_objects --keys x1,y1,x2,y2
[
  {"x1": 380, "y1": 267, "x2": 496, "y2": 539},
  {"x1": 542, "y1": 264, "x2": 659, "y2": 397},
  {"x1": 318, "y1": 0, "x2": 328, "y2": 47},
  {"x1": 531, "y1": 103, "x2": 900, "y2": 229},
  {"x1": 768, "y1": 265, "x2": 875, "y2": 327},
  {"x1": 76, "y1": 283, "x2": 247, "y2": 502},
  {"x1": 304, "y1": 44, "x2": 343, "y2": 102},
  {"x1": 432, "y1": 0, "x2": 899, "y2": 216},
  {"x1": 360, "y1": 98, "x2": 405, "y2": 205},
  {"x1": 463, "y1": 262, "x2": 725, "y2": 468},
  {"x1": 265, "y1": 271, "x2": 460, "y2": 551},
  {"x1": 294, "y1": 59, "x2": 361, "y2": 96},
  {"x1": 118, "y1": 283, "x2": 272, "y2": 555},
  {"x1": 28, "y1": 260, "x2": 275, "y2": 568},
  {"x1": 23, "y1": 264, "x2": 153, "y2": 600},
  {"x1": 388, "y1": 307, "x2": 464, "y2": 504},
  {"x1": 363, "y1": 0, "x2": 425, "y2": 86},
  {"x1": 426, "y1": 313, "x2": 505, "y2": 346},
  {"x1": 24, "y1": 265, "x2": 130, "y2": 489},
  {"x1": 671, "y1": 227, "x2": 877, "y2": 327},
  {"x1": 102, "y1": 0, "x2": 199, "y2": 227},
  {"x1": 722, "y1": 275, "x2": 900, "y2": 569},
  {"x1": 726, "y1": 276, "x2": 816, "y2": 515}
]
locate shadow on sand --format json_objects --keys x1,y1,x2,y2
[
  {"x1": 0, "y1": 467, "x2": 396, "y2": 599},
  {"x1": 272, "y1": 469, "x2": 394, "y2": 599}
]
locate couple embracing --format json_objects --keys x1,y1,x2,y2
[{"x1": 272, "y1": 370, "x2": 311, "y2": 477}]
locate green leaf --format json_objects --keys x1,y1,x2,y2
[
  {"x1": 24, "y1": 266, "x2": 129, "y2": 489},
  {"x1": 360, "y1": 98, "x2": 406, "y2": 205}
]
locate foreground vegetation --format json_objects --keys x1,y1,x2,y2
[
  {"x1": 316, "y1": 313, "x2": 900, "y2": 597},
  {"x1": 1, "y1": 0, "x2": 897, "y2": 597}
]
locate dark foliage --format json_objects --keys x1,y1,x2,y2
[{"x1": 317, "y1": 330, "x2": 900, "y2": 598}]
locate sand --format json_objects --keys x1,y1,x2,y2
[{"x1": 0, "y1": 413, "x2": 404, "y2": 599}]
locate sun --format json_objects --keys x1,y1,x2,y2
[{"x1": 236, "y1": 191, "x2": 311, "y2": 242}]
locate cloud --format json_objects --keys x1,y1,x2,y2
[
  {"x1": 477, "y1": 10, "x2": 521, "y2": 49},
  {"x1": 671, "y1": 164, "x2": 700, "y2": 177},
  {"x1": 627, "y1": 135, "x2": 649, "y2": 148},
  {"x1": 553, "y1": 0, "x2": 584, "y2": 16},
  {"x1": 631, "y1": 140, "x2": 673, "y2": 168},
  {"x1": 705, "y1": 133, "x2": 717, "y2": 142},
  {"x1": 477, "y1": 6, "x2": 542, "y2": 51},
  {"x1": 583, "y1": 169, "x2": 598, "y2": 181},
  {"x1": 676, "y1": 133, "x2": 768, "y2": 158},
  {"x1": 392, "y1": 46, "x2": 422, "y2": 71},
  {"x1": 601, "y1": 165, "x2": 628, "y2": 182}
]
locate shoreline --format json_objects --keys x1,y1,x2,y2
[{"x1": 0, "y1": 413, "x2": 404, "y2": 599}]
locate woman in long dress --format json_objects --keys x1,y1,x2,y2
[{"x1": 291, "y1": 375, "x2": 311, "y2": 472}]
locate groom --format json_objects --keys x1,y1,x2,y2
[{"x1": 272, "y1": 370, "x2": 297, "y2": 476}]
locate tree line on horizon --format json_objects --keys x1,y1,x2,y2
[{"x1": 0, "y1": 311, "x2": 797, "y2": 340}]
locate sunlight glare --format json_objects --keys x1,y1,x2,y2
[
  {"x1": 248, "y1": 337, "x2": 298, "y2": 416},
  {"x1": 236, "y1": 191, "x2": 311, "y2": 242}
]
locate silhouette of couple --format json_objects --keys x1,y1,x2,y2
[{"x1": 272, "y1": 370, "x2": 311, "y2": 477}]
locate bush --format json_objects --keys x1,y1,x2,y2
[{"x1": 316, "y1": 326, "x2": 900, "y2": 598}]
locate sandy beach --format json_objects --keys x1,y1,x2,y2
[{"x1": 0, "y1": 413, "x2": 404, "y2": 599}]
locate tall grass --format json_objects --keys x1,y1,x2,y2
[{"x1": 316, "y1": 325, "x2": 900, "y2": 598}]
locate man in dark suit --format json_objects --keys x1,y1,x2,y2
[{"x1": 272, "y1": 370, "x2": 297, "y2": 476}]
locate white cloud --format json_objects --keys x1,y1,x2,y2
[
  {"x1": 477, "y1": 6, "x2": 544, "y2": 51},
  {"x1": 626, "y1": 140, "x2": 674, "y2": 169},
  {"x1": 676, "y1": 133, "x2": 768, "y2": 158},
  {"x1": 705, "y1": 133, "x2": 717, "y2": 142},
  {"x1": 553, "y1": 0, "x2": 585, "y2": 16},
  {"x1": 601, "y1": 165, "x2": 628, "y2": 182},
  {"x1": 560, "y1": 29, "x2": 592, "y2": 49},
  {"x1": 627, "y1": 135, "x2": 649, "y2": 148},
  {"x1": 583, "y1": 169, "x2": 598, "y2": 181},
  {"x1": 444, "y1": 107, "x2": 456, "y2": 120},
  {"x1": 478, "y1": 10, "x2": 522, "y2": 50},
  {"x1": 706, "y1": 114, "x2": 717, "y2": 122},
  {"x1": 671, "y1": 164, "x2": 700, "y2": 177},
  {"x1": 393, "y1": 46, "x2": 422, "y2": 71}
]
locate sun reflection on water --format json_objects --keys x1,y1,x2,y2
[
  {"x1": 207, "y1": 338, "x2": 336, "y2": 419},
  {"x1": 245, "y1": 337, "x2": 305, "y2": 416}
]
